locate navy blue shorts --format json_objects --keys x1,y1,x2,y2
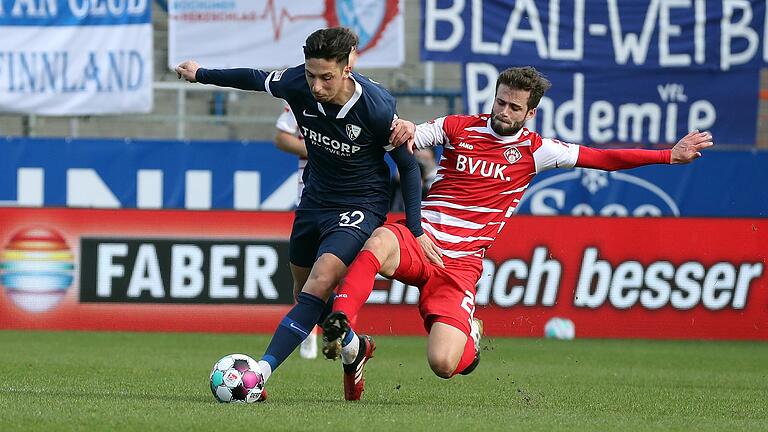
[{"x1": 289, "y1": 199, "x2": 386, "y2": 268}]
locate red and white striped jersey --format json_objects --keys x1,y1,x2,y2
[{"x1": 414, "y1": 114, "x2": 580, "y2": 259}]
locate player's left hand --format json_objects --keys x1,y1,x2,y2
[
  {"x1": 416, "y1": 234, "x2": 444, "y2": 268},
  {"x1": 671, "y1": 130, "x2": 713, "y2": 164},
  {"x1": 390, "y1": 118, "x2": 416, "y2": 154},
  {"x1": 175, "y1": 60, "x2": 200, "y2": 83}
]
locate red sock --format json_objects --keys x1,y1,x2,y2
[
  {"x1": 451, "y1": 334, "x2": 477, "y2": 377},
  {"x1": 334, "y1": 250, "x2": 381, "y2": 328}
]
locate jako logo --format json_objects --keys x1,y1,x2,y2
[
  {"x1": 458, "y1": 142, "x2": 473, "y2": 150},
  {"x1": 517, "y1": 168, "x2": 680, "y2": 216},
  {"x1": 324, "y1": 0, "x2": 400, "y2": 53}
]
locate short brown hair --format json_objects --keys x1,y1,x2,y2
[
  {"x1": 303, "y1": 27, "x2": 359, "y2": 65},
  {"x1": 496, "y1": 67, "x2": 551, "y2": 110}
]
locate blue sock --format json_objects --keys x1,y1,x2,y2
[
  {"x1": 261, "y1": 292, "x2": 325, "y2": 373},
  {"x1": 342, "y1": 327, "x2": 356, "y2": 347},
  {"x1": 340, "y1": 326, "x2": 359, "y2": 364},
  {"x1": 317, "y1": 292, "x2": 336, "y2": 325}
]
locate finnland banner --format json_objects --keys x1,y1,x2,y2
[{"x1": 0, "y1": 0, "x2": 153, "y2": 115}]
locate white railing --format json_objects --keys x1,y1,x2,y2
[{"x1": 11, "y1": 81, "x2": 462, "y2": 140}]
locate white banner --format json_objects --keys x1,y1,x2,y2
[
  {"x1": 168, "y1": 0, "x2": 404, "y2": 70},
  {"x1": 0, "y1": 1, "x2": 153, "y2": 116}
]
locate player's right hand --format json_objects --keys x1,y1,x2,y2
[
  {"x1": 416, "y1": 234, "x2": 444, "y2": 268},
  {"x1": 390, "y1": 118, "x2": 416, "y2": 154},
  {"x1": 175, "y1": 60, "x2": 200, "y2": 83}
]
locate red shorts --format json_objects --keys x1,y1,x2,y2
[{"x1": 384, "y1": 222, "x2": 483, "y2": 336}]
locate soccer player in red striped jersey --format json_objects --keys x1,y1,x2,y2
[{"x1": 321, "y1": 66, "x2": 714, "y2": 399}]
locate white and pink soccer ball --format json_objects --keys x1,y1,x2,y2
[{"x1": 209, "y1": 354, "x2": 264, "y2": 403}]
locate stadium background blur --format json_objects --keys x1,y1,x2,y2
[
  {"x1": 1, "y1": 1, "x2": 767, "y2": 430},
  {"x1": 0, "y1": 1, "x2": 464, "y2": 139}
]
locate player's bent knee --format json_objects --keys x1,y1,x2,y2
[
  {"x1": 302, "y1": 273, "x2": 338, "y2": 299},
  {"x1": 428, "y1": 354, "x2": 458, "y2": 379},
  {"x1": 362, "y1": 227, "x2": 399, "y2": 275},
  {"x1": 363, "y1": 228, "x2": 394, "y2": 254}
]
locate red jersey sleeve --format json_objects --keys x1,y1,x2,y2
[{"x1": 576, "y1": 147, "x2": 671, "y2": 171}]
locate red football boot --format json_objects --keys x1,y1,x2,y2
[{"x1": 342, "y1": 334, "x2": 376, "y2": 401}]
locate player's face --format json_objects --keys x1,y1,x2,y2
[
  {"x1": 491, "y1": 84, "x2": 536, "y2": 136},
  {"x1": 305, "y1": 58, "x2": 346, "y2": 103}
]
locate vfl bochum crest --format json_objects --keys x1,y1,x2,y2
[
  {"x1": 324, "y1": 0, "x2": 400, "y2": 53},
  {"x1": 346, "y1": 124, "x2": 362, "y2": 141}
]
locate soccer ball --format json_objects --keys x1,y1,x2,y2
[{"x1": 209, "y1": 354, "x2": 264, "y2": 403}]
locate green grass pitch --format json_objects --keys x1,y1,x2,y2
[{"x1": 0, "y1": 330, "x2": 766, "y2": 431}]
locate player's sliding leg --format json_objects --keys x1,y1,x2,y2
[
  {"x1": 324, "y1": 227, "x2": 401, "y2": 360},
  {"x1": 320, "y1": 227, "x2": 402, "y2": 400},
  {"x1": 426, "y1": 317, "x2": 483, "y2": 379},
  {"x1": 256, "y1": 253, "x2": 346, "y2": 387}
]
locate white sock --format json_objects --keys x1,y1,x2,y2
[
  {"x1": 341, "y1": 334, "x2": 360, "y2": 364},
  {"x1": 257, "y1": 360, "x2": 272, "y2": 383}
]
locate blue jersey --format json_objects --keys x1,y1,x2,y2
[{"x1": 197, "y1": 65, "x2": 398, "y2": 218}]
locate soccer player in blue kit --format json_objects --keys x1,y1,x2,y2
[{"x1": 175, "y1": 27, "x2": 441, "y2": 401}]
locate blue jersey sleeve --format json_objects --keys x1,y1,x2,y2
[
  {"x1": 195, "y1": 65, "x2": 304, "y2": 99},
  {"x1": 390, "y1": 145, "x2": 424, "y2": 237}
]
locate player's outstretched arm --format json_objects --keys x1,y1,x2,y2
[
  {"x1": 671, "y1": 130, "x2": 714, "y2": 164},
  {"x1": 175, "y1": 60, "x2": 273, "y2": 92},
  {"x1": 574, "y1": 130, "x2": 713, "y2": 171}
]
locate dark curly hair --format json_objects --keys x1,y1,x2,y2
[{"x1": 496, "y1": 67, "x2": 552, "y2": 110}]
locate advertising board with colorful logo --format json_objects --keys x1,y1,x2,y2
[
  {"x1": 0, "y1": 208, "x2": 296, "y2": 332},
  {"x1": 0, "y1": 208, "x2": 765, "y2": 340}
]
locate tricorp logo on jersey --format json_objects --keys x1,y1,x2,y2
[
  {"x1": 300, "y1": 126, "x2": 361, "y2": 158},
  {"x1": 324, "y1": 0, "x2": 399, "y2": 54},
  {"x1": 517, "y1": 168, "x2": 680, "y2": 216}
]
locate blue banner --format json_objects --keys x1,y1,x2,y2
[
  {"x1": 0, "y1": 137, "x2": 765, "y2": 217},
  {"x1": 421, "y1": 0, "x2": 768, "y2": 71},
  {"x1": 0, "y1": 0, "x2": 151, "y2": 26},
  {"x1": 518, "y1": 150, "x2": 768, "y2": 217},
  {"x1": 464, "y1": 65, "x2": 760, "y2": 145},
  {"x1": 0, "y1": 137, "x2": 300, "y2": 210}
]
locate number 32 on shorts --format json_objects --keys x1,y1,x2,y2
[{"x1": 339, "y1": 211, "x2": 365, "y2": 228}]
